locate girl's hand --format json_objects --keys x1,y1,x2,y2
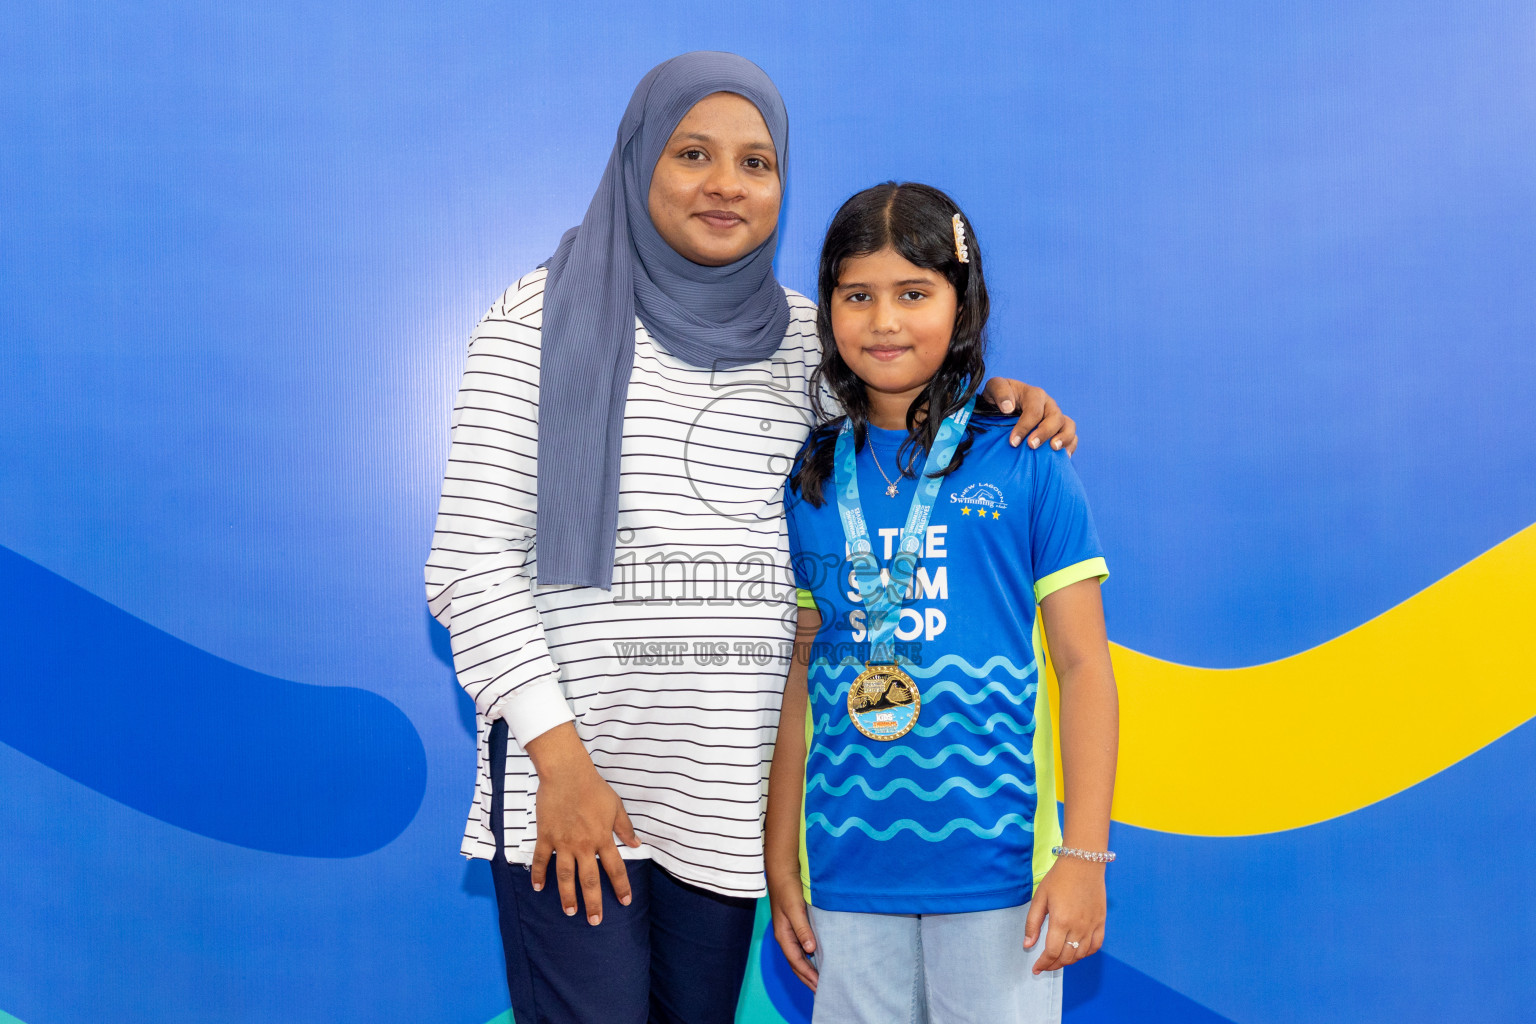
[
  {"x1": 767, "y1": 869, "x2": 819, "y2": 991},
  {"x1": 1023, "y1": 857, "x2": 1106, "y2": 974},
  {"x1": 981, "y1": 378, "x2": 1078, "y2": 455}
]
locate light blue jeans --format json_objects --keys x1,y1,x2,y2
[{"x1": 808, "y1": 902, "x2": 1062, "y2": 1024}]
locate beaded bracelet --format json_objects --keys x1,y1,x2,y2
[{"x1": 1052, "y1": 845, "x2": 1116, "y2": 864}]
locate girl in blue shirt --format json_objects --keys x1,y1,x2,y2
[{"x1": 765, "y1": 182, "x2": 1120, "y2": 1023}]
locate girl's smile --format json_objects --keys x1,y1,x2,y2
[{"x1": 831, "y1": 247, "x2": 959, "y2": 429}]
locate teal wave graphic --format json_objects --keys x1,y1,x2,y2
[
  {"x1": 811, "y1": 740, "x2": 1035, "y2": 770},
  {"x1": 807, "y1": 771, "x2": 1037, "y2": 801},
  {"x1": 907, "y1": 654, "x2": 1036, "y2": 680},
  {"x1": 809, "y1": 679, "x2": 852, "y2": 703},
  {"x1": 924, "y1": 679, "x2": 1037, "y2": 706},
  {"x1": 807, "y1": 657, "x2": 858, "y2": 679},
  {"x1": 806, "y1": 811, "x2": 1036, "y2": 841},
  {"x1": 816, "y1": 711, "x2": 1033, "y2": 738},
  {"x1": 809, "y1": 653, "x2": 1036, "y2": 680}
]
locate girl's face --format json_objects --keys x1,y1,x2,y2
[
  {"x1": 830, "y1": 247, "x2": 958, "y2": 410},
  {"x1": 648, "y1": 92, "x2": 781, "y2": 267}
]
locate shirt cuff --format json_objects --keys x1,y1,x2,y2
[
  {"x1": 1034, "y1": 556, "x2": 1109, "y2": 604},
  {"x1": 796, "y1": 588, "x2": 818, "y2": 609},
  {"x1": 489, "y1": 676, "x2": 576, "y2": 750}
]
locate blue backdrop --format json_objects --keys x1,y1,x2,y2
[{"x1": 3, "y1": 3, "x2": 1534, "y2": 1023}]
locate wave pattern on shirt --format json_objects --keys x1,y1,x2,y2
[{"x1": 805, "y1": 655, "x2": 1041, "y2": 845}]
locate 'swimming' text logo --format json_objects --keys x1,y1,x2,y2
[{"x1": 950, "y1": 483, "x2": 1008, "y2": 511}]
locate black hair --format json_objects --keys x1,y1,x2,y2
[{"x1": 791, "y1": 181, "x2": 996, "y2": 506}]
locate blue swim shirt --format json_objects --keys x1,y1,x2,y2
[{"x1": 785, "y1": 414, "x2": 1107, "y2": 914}]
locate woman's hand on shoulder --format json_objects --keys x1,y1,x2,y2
[
  {"x1": 1023, "y1": 856, "x2": 1107, "y2": 974},
  {"x1": 767, "y1": 866, "x2": 819, "y2": 991},
  {"x1": 981, "y1": 378, "x2": 1078, "y2": 455}
]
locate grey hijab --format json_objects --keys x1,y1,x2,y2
[{"x1": 537, "y1": 52, "x2": 790, "y2": 588}]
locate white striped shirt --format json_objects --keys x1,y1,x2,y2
[{"x1": 426, "y1": 268, "x2": 821, "y2": 896}]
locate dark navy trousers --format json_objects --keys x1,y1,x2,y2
[{"x1": 488, "y1": 719, "x2": 758, "y2": 1024}]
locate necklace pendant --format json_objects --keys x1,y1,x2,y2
[{"x1": 885, "y1": 482, "x2": 900, "y2": 498}]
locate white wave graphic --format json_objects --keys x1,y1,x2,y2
[{"x1": 809, "y1": 653, "x2": 1036, "y2": 681}]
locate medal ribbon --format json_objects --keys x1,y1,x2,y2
[{"x1": 833, "y1": 396, "x2": 977, "y2": 663}]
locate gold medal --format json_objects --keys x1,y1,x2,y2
[{"x1": 847, "y1": 663, "x2": 921, "y2": 741}]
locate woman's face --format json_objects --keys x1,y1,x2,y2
[{"x1": 648, "y1": 92, "x2": 781, "y2": 266}]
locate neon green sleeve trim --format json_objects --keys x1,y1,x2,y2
[
  {"x1": 1034, "y1": 556, "x2": 1109, "y2": 604},
  {"x1": 796, "y1": 588, "x2": 817, "y2": 609},
  {"x1": 1029, "y1": 616, "x2": 1062, "y2": 885}
]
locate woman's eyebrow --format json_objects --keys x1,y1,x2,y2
[{"x1": 671, "y1": 130, "x2": 774, "y2": 151}]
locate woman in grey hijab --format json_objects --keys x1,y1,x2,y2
[{"x1": 426, "y1": 51, "x2": 1078, "y2": 1024}]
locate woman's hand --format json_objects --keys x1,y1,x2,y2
[
  {"x1": 981, "y1": 378, "x2": 1078, "y2": 455},
  {"x1": 768, "y1": 867, "x2": 819, "y2": 991},
  {"x1": 525, "y1": 723, "x2": 642, "y2": 925},
  {"x1": 1023, "y1": 857, "x2": 1107, "y2": 974}
]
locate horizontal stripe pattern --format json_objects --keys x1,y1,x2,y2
[{"x1": 426, "y1": 268, "x2": 823, "y2": 896}]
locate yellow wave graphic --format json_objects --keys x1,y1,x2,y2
[{"x1": 1046, "y1": 523, "x2": 1536, "y2": 836}]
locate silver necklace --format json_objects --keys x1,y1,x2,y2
[{"x1": 869, "y1": 445, "x2": 902, "y2": 497}]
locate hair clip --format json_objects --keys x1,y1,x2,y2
[{"x1": 952, "y1": 213, "x2": 970, "y2": 264}]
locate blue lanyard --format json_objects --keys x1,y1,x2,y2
[{"x1": 833, "y1": 396, "x2": 976, "y2": 662}]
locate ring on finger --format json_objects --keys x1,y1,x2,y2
[{"x1": 1066, "y1": 939, "x2": 1081, "y2": 950}]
